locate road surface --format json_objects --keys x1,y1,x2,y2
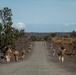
[{"x1": 0, "y1": 42, "x2": 76, "y2": 75}]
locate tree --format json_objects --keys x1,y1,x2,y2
[
  {"x1": 51, "y1": 33, "x2": 56, "y2": 37},
  {"x1": 0, "y1": 7, "x2": 15, "y2": 50},
  {"x1": 70, "y1": 31, "x2": 76, "y2": 38},
  {"x1": 0, "y1": 7, "x2": 13, "y2": 34},
  {"x1": 0, "y1": 23, "x2": 2, "y2": 35},
  {"x1": 19, "y1": 29, "x2": 25, "y2": 37}
]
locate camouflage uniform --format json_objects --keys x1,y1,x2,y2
[
  {"x1": 6, "y1": 48, "x2": 12, "y2": 55},
  {"x1": 21, "y1": 48, "x2": 25, "y2": 59},
  {"x1": 29, "y1": 44, "x2": 32, "y2": 49},
  {"x1": 52, "y1": 49, "x2": 56, "y2": 56},
  {"x1": 5, "y1": 48, "x2": 12, "y2": 62},
  {"x1": 28, "y1": 44, "x2": 32, "y2": 52},
  {"x1": 5, "y1": 53, "x2": 11, "y2": 63},
  {"x1": 14, "y1": 50, "x2": 19, "y2": 62},
  {"x1": 50, "y1": 43, "x2": 53, "y2": 49},
  {"x1": 58, "y1": 47, "x2": 66, "y2": 62}
]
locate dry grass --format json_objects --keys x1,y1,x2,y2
[{"x1": 52, "y1": 37, "x2": 76, "y2": 54}]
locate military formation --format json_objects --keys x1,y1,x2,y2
[
  {"x1": 0, "y1": 41, "x2": 66, "y2": 63},
  {"x1": 0, "y1": 43, "x2": 33, "y2": 63},
  {"x1": 49, "y1": 43, "x2": 66, "y2": 62}
]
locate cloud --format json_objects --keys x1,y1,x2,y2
[
  {"x1": 65, "y1": 24, "x2": 69, "y2": 26},
  {"x1": 12, "y1": 22, "x2": 26, "y2": 30},
  {"x1": 65, "y1": 22, "x2": 76, "y2": 26}
]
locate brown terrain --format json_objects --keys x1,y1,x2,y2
[
  {"x1": 47, "y1": 37, "x2": 76, "y2": 63},
  {"x1": 0, "y1": 34, "x2": 76, "y2": 75}
]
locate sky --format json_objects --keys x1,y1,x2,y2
[{"x1": 0, "y1": 0, "x2": 76, "y2": 32}]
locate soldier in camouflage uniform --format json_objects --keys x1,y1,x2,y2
[
  {"x1": 14, "y1": 49, "x2": 19, "y2": 62},
  {"x1": 50, "y1": 43, "x2": 53, "y2": 49},
  {"x1": 6, "y1": 47, "x2": 12, "y2": 55},
  {"x1": 58, "y1": 46, "x2": 66, "y2": 62},
  {"x1": 5, "y1": 47, "x2": 12, "y2": 62},
  {"x1": 5, "y1": 53, "x2": 11, "y2": 63},
  {"x1": 28, "y1": 44, "x2": 32, "y2": 52},
  {"x1": 21, "y1": 48, "x2": 25, "y2": 59},
  {"x1": 29, "y1": 44, "x2": 32, "y2": 50},
  {"x1": 52, "y1": 49, "x2": 56, "y2": 56}
]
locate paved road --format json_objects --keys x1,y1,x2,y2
[{"x1": 0, "y1": 42, "x2": 76, "y2": 75}]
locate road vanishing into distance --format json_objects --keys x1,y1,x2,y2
[{"x1": 0, "y1": 42, "x2": 76, "y2": 75}]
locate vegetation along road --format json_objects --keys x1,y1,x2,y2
[{"x1": 0, "y1": 42, "x2": 76, "y2": 75}]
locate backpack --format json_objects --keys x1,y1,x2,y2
[{"x1": 14, "y1": 51, "x2": 19, "y2": 55}]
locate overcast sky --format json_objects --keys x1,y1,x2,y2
[{"x1": 0, "y1": 0, "x2": 76, "y2": 32}]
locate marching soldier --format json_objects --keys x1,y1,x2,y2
[
  {"x1": 6, "y1": 47, "x2": 12, "y2": 55},
  {"x1": 52, "y1": 49, "x2": 56, "y2": 56},
  {"x1": 29, "y1": 44, "x2": 32, "y2": 50},
  {"x1": 21, "y1": 48, "x2": 25, "y2": 59},
  {"x1": 5, "y1": 53, "x2": 11, "y2": 63},
  {"x1": 14, "y1": 49, "x2": 19, "y2": 62},
  {"x1": 5, "y1": 47, "x2": 12, "y2": 62},
  {"x1": 58, "y1": 46, "x2": 66, "y2": 62},
  {"x1": 27, "y1": 47, "x2": 30, "y2": 53},
  {"x1": 50, "y1": 43, "x2": 53, "y2": 49},
  {"x1": 28, "y1": 44, "x2": 32, "y2": 52}
]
